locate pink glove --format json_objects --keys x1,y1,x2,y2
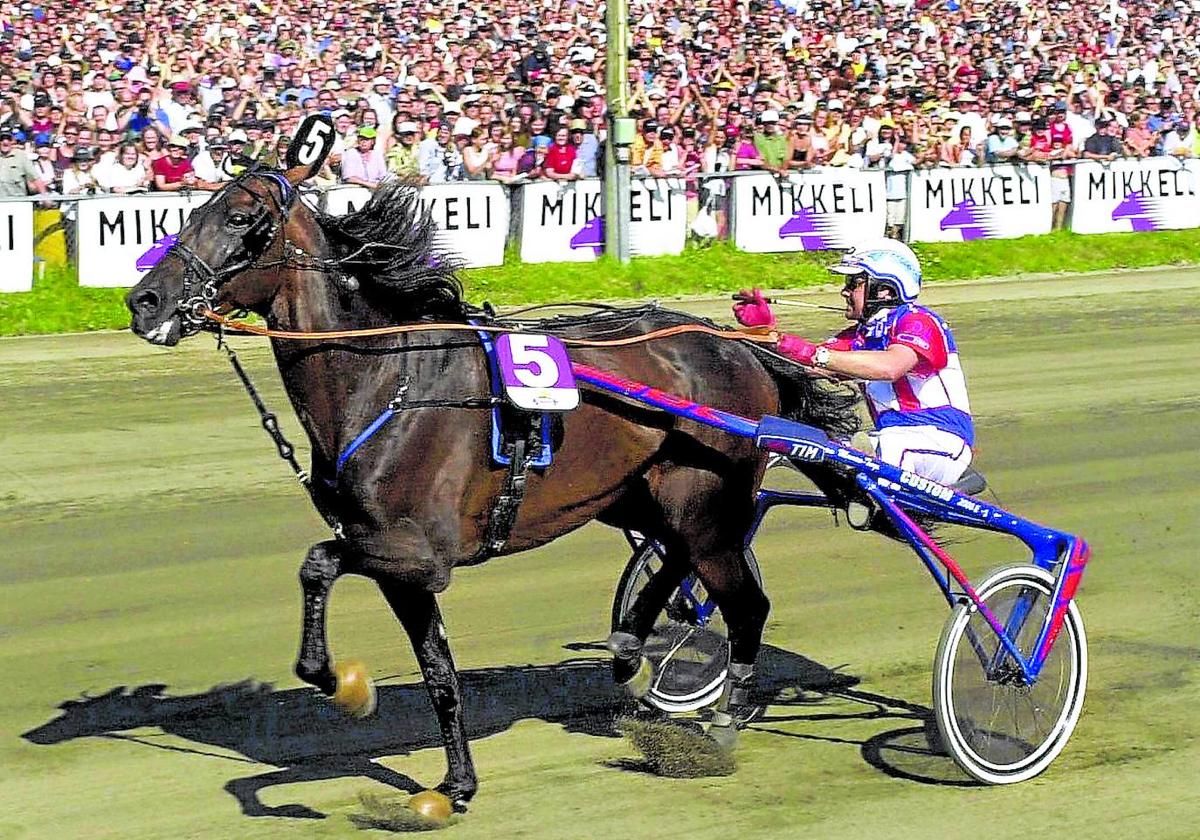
[
  {"x1": 778, "y1": 334, "x2": 819, "y2": 365},
  {"x1": 733, "y1": 288, "x2": 776, "y2": 329}
]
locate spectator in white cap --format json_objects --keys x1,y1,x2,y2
[
  {"x1": 368, "y1": 76, "x2": 395, "y2": 125},
  {"x1": 179, "y1": 120, "x2": 205, "y2": 157},
  {"x1": 191, "y1": 138, "x2": 233, "y2": 191},
  {"x1": 387, "y1": 121, "x2": 423, "y2": 181},
  {"x1": 951, "y1": 92, "x2": 987, "y2": 146},
  {"x1": 863, "y1": 94, "x2": 888, "y2": 140},
  {"x1": 985, "y1": 117, "x2": 1020, "y2": 163},
  {"x1": 753, "y1": 109, "x2": 789, "y2": 175}
]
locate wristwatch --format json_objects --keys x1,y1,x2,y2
[{"x1": 812, "y1": 346, "x2": 832, "y2": 368}]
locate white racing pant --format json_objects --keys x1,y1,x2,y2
[{"x1": 870, "y1": 425, "x2": 972, "y2": 486}]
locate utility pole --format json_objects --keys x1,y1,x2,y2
[{"x1": 603, "y1": 0, "x2": 633, "y2": 264}]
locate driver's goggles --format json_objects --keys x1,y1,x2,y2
[{"x1": 841, "y1": 273, "x2": 868, "y2": 292}]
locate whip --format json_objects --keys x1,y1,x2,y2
[{"x1": 730, "y1": 293, "x2": 844, "y2": 313}]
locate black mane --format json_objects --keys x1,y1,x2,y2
[{"x1": 315, "y1": 180, "x2": 467, "y2": 320}]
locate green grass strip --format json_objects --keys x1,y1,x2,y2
[{"x1": 4, "y1": 227, "x2": 1200, "y2": 337}]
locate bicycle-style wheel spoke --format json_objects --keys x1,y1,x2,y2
[
  {"x1": 934, "y1": 566, "x2": 1087, "y2": 784},
  {"x1": 613, "y1": 544, "x2": 731, "y2": 712}
]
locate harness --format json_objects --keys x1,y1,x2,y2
[
  {"x1": 154, "y1": 168, "x2": 770, "y2": 563},
  {"x1": 166, "y1": 169, "x2": 549, "y2": 561},
  {"x1": 168, "y1": 171, "x2": 297, "y2": 334},
  {"x1": 325, "y1": 321, "x2": 554, "y2": 563}
]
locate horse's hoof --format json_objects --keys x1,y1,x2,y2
[
  {"x1": 409, "y1": 789, "x2": 454, "y2": 823},
  {"x1": 436, "y1": 778, "x2": 477, "y2": 811},
  {"x1": 617, "y1": 655, "x2": 653, "y2": 700},
  {"x1": 707, "y1": 722, "x2": 739, "y2": 751},
  {"x1": 331, "y1": 660, "x2": 376, "y2": 717}
]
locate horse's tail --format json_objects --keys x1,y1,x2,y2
[
  {"x1": 743, "y1": 342, "x2": 860, "y2": 437},
  {"x1": 744, "y1": 342, "x2": 931, "y2": 541}
]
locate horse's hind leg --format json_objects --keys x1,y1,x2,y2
[
  {"x1": 377, "y1": 579, "x2": 478, "y2": 808},
  {"x1": 651, "y1": 462, "x2": 771, "y2": 747},
  {"x1": 608, "y1": 555, "x2": 689, "y2": 694},
  {"x1": 687, "y1": 545, "x2": 769, "y2": 748}
]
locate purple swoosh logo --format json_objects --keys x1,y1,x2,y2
[
  {"x1": 1111, "y1": 191, "x2": 1162, "y2": 232},
  {"x1": 569, "y1": 216, "x2": 604, "y2": 256},
  {"x1": 135, "y1": 235, "x2": 178, "y2": 271}
]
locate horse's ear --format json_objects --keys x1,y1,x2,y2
[{"x1": 284, "y1": 114, "x2": 336, "y2": 185}]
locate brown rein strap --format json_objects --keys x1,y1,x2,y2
[{"x1": 199, "y1": 308, "x2": 779, "y2": 348}]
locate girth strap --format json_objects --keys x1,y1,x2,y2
[{"x1": 466, "y1": 421, "x2": 542, "y2": 564}]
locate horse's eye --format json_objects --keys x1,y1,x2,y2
[{"x1": 228, "y1": 212, "x2": 253, "y2": 228}]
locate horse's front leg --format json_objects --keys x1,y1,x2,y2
[
  {"x1": 377, "y1": 579, "x2": 478, "y2": 808},
  {"x1": 295, "y1": 539, "x2": 376, "y2": 715}
]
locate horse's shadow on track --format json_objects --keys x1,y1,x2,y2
[{"x1": 22, "y1": 645, "x2": 971, "y2": 820}]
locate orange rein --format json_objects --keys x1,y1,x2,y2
[{"x1": 199, "y1": 308, "x2": 780, "y2": 349}]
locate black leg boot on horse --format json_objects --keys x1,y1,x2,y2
[
  {"x1": 295, "y1": 540, "x2": 377, "y2": 716},
  {"x1": 378, "y1": 580, "x2": 479, "y2": 808},
  {"x1": 611, "y1": 452, "x2": 772, "y2": 750},
  {"x1": 607, "y1": 556, "x2": 690, "y2": 700},
  {"x1": 693, "y1": 564, "x2": 770, "y2": 750}
]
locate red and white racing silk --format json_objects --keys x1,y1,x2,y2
[{"x1": 826, "y1": 304, "x2": 974, "y2": 446}]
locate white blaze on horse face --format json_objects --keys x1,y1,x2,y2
[{"x1": 145, "y1": 318, "x2": 179, "y2": 345}]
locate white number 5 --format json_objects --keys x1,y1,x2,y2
[
  {"x1": 509, "y1": 335, "x2": 559, "y2": 387},
  {"x1": 295, "y1": 120, "x2": 333, "y2": 166}
]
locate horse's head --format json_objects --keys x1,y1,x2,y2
[
  {"x1": 126, "y1": 115, "x2": 336, "y2": 345},
  {"x1": 22, "y1": 685, "x2": 171, "y2": 744}
]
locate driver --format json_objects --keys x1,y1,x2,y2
[{"x1": 735, "y1": 239, "x2": 974, "y2": 485}]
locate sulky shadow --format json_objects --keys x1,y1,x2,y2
[{"x1": 749, "y1": 646, "x2": 979, "y2": 787}]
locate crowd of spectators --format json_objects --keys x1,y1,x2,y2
[{"x1": 3, "y1": 0, "x2": 1200, "y2": 232}]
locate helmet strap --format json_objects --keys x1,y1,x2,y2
[{"x1": 860, "y1": 279, "x2": 898, "y2": 320}]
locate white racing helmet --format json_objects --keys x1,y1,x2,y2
[{"x1": 829, "y1": 237, "x2": 922, "y2": 305}]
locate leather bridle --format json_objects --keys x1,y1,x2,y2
[{"x1": 165, "y1": 169, "x2": 297, "y2": 336}]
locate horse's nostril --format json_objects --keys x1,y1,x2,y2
[{"x1": 133, "y1": 289, "x2": 160, "y2": 313}]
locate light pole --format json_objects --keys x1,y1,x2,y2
[{"x1": 603, "y1": 0, "x2": 633, "y2": 265}]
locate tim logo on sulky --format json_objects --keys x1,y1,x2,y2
[
  {"x1": 939, "y1": 199, "x2": 1002, "y2": 240},
  {"x1": 1111, "y1": 191, "x2": 1170, "y2": 232},
  {"x1": 777, "y1": 206, "x2": 852, "y2": 250}
]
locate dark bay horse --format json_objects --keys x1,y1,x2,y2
[{"x1": 125, "y1": 139, "x2": 857, "y2": 808}]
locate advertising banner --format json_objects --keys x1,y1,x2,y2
[
  {"x1": 0, "y1": 201, "x2": 34, "y2": 292},
  {"x1": 324, "y1": 182, "x2": 509, "y2": 268},
  {"x1": 730, "y1": 170, "x2": 886, "y2": 252},
  {"x1": 77, "y1": 192, "x2": 213, "y2": 288},
  {"x1": 517, "y1": 178, "x2": 687, "y2": 263},
  {"x1": 907, "y1": 165, "x2": 1052, "y2": 242},
  {"x1": 1069, "y1": 159, "x2": 1200, "y2": 234}
]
